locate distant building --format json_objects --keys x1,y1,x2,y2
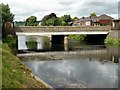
[
  {"x1": 72, "y1": 19, "x2": 81, "y2": 26},
  {"x1": 72, "y1": 16, "x2": 100, "y2": 26},
  {"x1": 111, "y1": 19, "x2": 120, "y2": 30},
  {"x1": 72, "y1": 14, "x2": 114, "y2": 26},
  {"x1": 98, "y1": 14, "x2": 114, "y2": 26},
  {"x1": 2, "y1": 21, "x2": 14, "y2": 37}
]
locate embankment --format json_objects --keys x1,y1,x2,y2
[{"x1": 2, "y1": 36, "x2": 51, "y2": 88}]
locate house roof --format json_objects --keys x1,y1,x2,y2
[
  {"x1": 98, "y1": 14, "x2": 114, "y2": 20},
  {"x1": 72, "y1": 14, "x2": 114, "y2": 25},
  {"x1": 113, "y1": 19, "x2": 120, "y2": 21},
  {"x1": 79, "y1": 16, "x2": 98, "y2": 22}
]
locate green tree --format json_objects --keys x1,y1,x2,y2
[
  {"x1": 90, "y1": 12, "x2": 96, "y2": 16},
  {"x1": 25, "y1": 16, "x2": 37, "y2": 26},
  {"x1": 41, "y1": 13, "x2": 62, "y2": 26},
  {"x1": 41, "y1": 13, "x2": 55, "y2": 26},
  {"x1": 41, "y1": 13, "x2": 72, "y2": 26},
  {"x1": 72, "y1": 17, "x2": 78, "y2": 21},
  {"x1": 61, "y1": 21, "x2": 68, "y2": 26},
  {"x1": 46, "y1": 17, "x2": 55, "y2": 26},
  {"x1": 41, "y1": 15, "x2": 48, "y2": 26},
  {"x1": 54, "y1": 17, "x2": 62, "y2": 26},
  {"x1": 61, "y1": 15, "x2": 72, "y2": 26},
  {"x1": 0, "y1": 3, "x2": 14, "y2": 22}
]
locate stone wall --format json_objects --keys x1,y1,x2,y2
[{"x1": 2, "y1": 21, "x2": 15, "y2": 38}]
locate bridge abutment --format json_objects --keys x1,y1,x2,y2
[
  {"x1": 64, "y1": 35, "x2": 68, "y2": 51},
  {"x1": 51, "y1": 35, "x2": 68, "y2": 51},
  {"x1": 105, "y1": 19, "x2": 120, "y2": 45},
  {"x1": 64, "y1": 35, "x2": 68, "y2": 44}
]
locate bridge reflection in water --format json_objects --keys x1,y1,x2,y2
[
  {"x1": 16, "y1": 26, "x2": 110, "y2": 49},
  {"x1": 18, "y1": 35, "x2": 119, "y2": 88},
  {"x1": 17, "y1": 35, "x2": 119, "y2": 63}
]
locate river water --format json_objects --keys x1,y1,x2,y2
[{"x1": 18, "y1": 35, "x2": 119, "y2": 88}]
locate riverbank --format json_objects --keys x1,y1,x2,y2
[
  {"x1": 2, "y1": 36, "x2": 51, "y2": 88},
  {"x1": 104, "y1": 30, "x2": 120, "y2": 46},
  {"x1": 105, "y1": 37, "x2": 120, "y2": 46}
]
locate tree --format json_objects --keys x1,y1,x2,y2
[
  {"x1": 41, "y1": 13, "x2": 62, "y2": 26},
  {"x1": 25, "y1": 16, "x2": 38, "y2": 26},
  {"x1": 54, "y1": 17, "x2": 62, "y2": 26},
  {"x1": 46, "y1": 17, "x2": 55, "y2": 26},
  {"x1": 41, "y1": 13, "x2": 57, "y2": 26},
  {"x1": 41, "y1": 13, "x2": 72, "y2": 26},
  {"x1": 61, "y1": 15, "x2": 72, "y2": 26},
  {"x1": 1, "y1": 3, "x2": 14, "y2": 38},
  {"x1": 90, "y1": 12, "x2": 96, "y2": 16},
  {"x1": 0, "y1": 3, "x2": 14, "y2": 22},
  {"x1": 72, "y1": 17, "x2": 78, "y2": 21},
  {"x1": 61, "y1": 15, "x2": 72, "y2": 22}
]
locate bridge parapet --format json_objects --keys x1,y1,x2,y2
[{"x1": 14, "y1": 26, "x2": 111, "y2": 32}]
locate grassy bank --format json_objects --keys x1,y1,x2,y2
[
  {"x1": 2, "y1": 36, "x2": 50, "y2": 88},
  {"x1": 105, "y1": 37, "x2": 120, "y2": 46}
]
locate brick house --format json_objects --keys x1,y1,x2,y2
[{"x1": 98, "y1": 14, "x2": 114, "y2": 26}]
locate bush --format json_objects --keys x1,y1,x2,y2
[
  {"x1": 105, "y1": 37, "x2": 120, "y2": 46},
  {"x1": 3, "y1": 35, "x2": 17, "y2": 53}
]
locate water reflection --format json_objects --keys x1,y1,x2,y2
[
  {"x1": 23, "y1": 58, "x2": 118, "y2": 88},
  {"x1": 18, "y1": 35, "x2": 107, "y2": 51},
  {"x1": 18, "y1": 35, "x2": 119, "y2": 88},
  {"x1": 18, "y1": 35, "x2": 51, "y2": 51}
]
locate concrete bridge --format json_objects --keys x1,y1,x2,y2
[
  {"x1": 15, "y1": 26, "x2": 110, "y2": 35},
  {"x1": 15, "y1": 26, "x2": 111, "y2": 44},
  {"x1": 14, "y1": 26, "x2": 111, "y2": 43}
]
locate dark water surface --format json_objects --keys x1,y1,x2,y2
[{"x1": 18, "y1": 35, "x2": 119, "y2": 88}]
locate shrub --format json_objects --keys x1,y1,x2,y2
[
  {"x1": 2, "y1": 35, "x2": 17, "y2": 53},
  {"x1": 105, "y1": 37, "x2": 120, "y2": 46}
]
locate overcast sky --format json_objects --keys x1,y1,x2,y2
[{"x1": 0, "y1": 0, "x2": 119, "y2": 21}]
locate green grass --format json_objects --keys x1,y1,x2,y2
[
  {"x1": 2, "y1": 35, "x2": 17, "y2": 54},
  {"x1": 2, "y1": 36, "x2": 49, "y2": 88},
  {"x1": 105, "y1": 37, "x2": 120, "y2": 46},
  {"x1": 0, "y1": 46, "x2": 2, "y2": 89},
  {"x1": 2, "y1": 44, "x2": 26, "y2": 87}
]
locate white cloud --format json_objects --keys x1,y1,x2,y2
[{"x1": 0, "y1": 0, "x2": 119, "y2": 21}]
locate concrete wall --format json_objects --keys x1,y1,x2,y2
[{"x1": 108, "y1": 30, "x2": 120, "y2": 39}]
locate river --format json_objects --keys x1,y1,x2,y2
[{"x1": 18, "y1": 35, "x2": 119, "y2": 88}]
